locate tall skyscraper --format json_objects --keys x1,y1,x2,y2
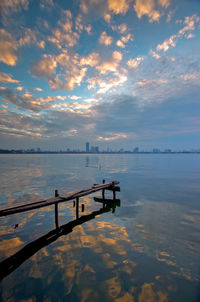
[{"x1": 86, "y1": 142, "x2": 90, "y2": 152}]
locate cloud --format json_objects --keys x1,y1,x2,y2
[
  {"x1": 127, "y1": 56, "x2": 144, "y2": 68},
  {"x1": 19, "y1": 28, "x2": 45, "y2": 49},
  {"x1": 99, "y1": 31, "x2": 113, "y2": 45},
  {"x1": 116, "y1": 40, "x2": 125, "y2": 48},
  {"x1": 98, "y1": 133, "x2": 128, "y2": 141},
  {"x1": 0, "y1": 72, "x2": 19, "y2": 83},
  {"x1": 33, "y1": 88, "x2": 43, "y2": 92},
  {"x1": 108, "y1": 0, "x2": 130, "y2": 15},
  {"x1": 157, "y1": 14, "x2": 200, "y2": 52},
  {"x1": 0, "y1": 29, "x2": 18, "y2": 66},
  {"x1": 31, "y1": 55, "x2": 57, "y2": 78},
  {"x1": 16, "y1": 86, "x2": 24, "y2": 91},
  {"x1": 40, "y1": 0, "x2": 54, "y2": 9},
  {"x1": 48, "y1": 10, "x2": 79, "y2": 48},
  {"x1": 117, "y1": 33, "x2": 133, "y2": 47},
  {"x1": 133, "y1": 0, "x2": 170, "y2": 22},
  {"x1": 80, "y1": 52, "x2": 99, "y2": 67},
  {"x1": 96, "y1": 51, "x2": 123, "y2": 75},
  {"x1": 0, "y1": 0, "x2": 29, "y2": 14}
]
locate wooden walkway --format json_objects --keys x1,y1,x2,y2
[
  {"x1": 0, "y1": 199, "x2": 120, "y2": 281},
  {"x1": 0, "y1": 180, "x2": 120, "y2": 222}
]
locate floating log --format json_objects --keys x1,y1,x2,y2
[{"x1": 0, "y1": 181, "x2": 119, "y2": 217}]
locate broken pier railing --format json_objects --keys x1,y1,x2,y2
[{"x1": 0, "y1": 180, "x2": 120, "y2": 227}]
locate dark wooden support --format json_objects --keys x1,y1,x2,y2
[
  {"x1": 113, "y1": 190, "x2": 116, "y2": 200},
  {"x1": 55, "y1": 190, "x2": 59, "y2": 228},
  {"x1": 102, "y1": 179, "x2": 105, "y2": 199},
  {"x1": 76, "y1": 197, "x2": 79, "y2": 219},
  {"x1": 81, "y1": 204, "x2": 84, "y2": 212}
]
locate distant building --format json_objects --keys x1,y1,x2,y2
[
  {"x1": 86, "y1": 142, "x2": 90, "y2": 152},
  {"x1": 164, "y1": 149, "x2": 171, "y2": 153},
  {"x1": 133, "y1": 147, "x2": 139, "y2": 153},
  {"x1": 90, "y1": 146, "x2": 99, "y2": 153},
  {"x1": 153, "y1": 148, "x2": 160, "y2": 153}
]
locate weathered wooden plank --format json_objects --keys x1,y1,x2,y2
[{"x1": 0, "y1": 181, "x2": 119, "y2": 217}]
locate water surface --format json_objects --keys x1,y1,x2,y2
[{"x1": 0, "y1": 154, "x2": 199, "y2": 301}]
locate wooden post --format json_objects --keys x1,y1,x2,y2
[
  {"x1": 82, "y1": 204, "x2": 84, "y2": 212},
  {"x1": 55, "y1": 190, "x2": 59, "y2": 228},
  {"x1": 76, "y1": 197, "x2": 79, "y2": 219},
  {"x1": 113, "y1": 190, "x2": 116, "y2": 200},
  {"x1": 102, "y1": 179, "x2": 105, "y2": 199}
]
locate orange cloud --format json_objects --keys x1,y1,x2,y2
[
  {"x1": 127, "y1": 56, "x2": 144, "y2": 68},
  {"x1": 134, "y1": 0, "x2": 161, "y2": 22},
  {"x1": 117, "y1": 34, "x2": 133, "y2": 48},
  {"x1": 80, "y1": 52, "x2": 99, "y2": 67},
  {"x1": 108, "y1": 0, "x2": 130, "y2": 15},
  {"x1": 95, "y1": 51, "x2": 123, "y2": 76},
  {"x1": 0, "y1": 29, "x2": 18, "y2": 66},
  {"x1": 0, "y1": 0, "x2": 29, "y2": 14},
  {"x1": 31, "y1": 54, "x2": 57, "y2": 78},
  {"x1": 48, "y1": 10, "x2": 79, "y2": 48},
  {"x1": 99, "y1": 31, "x2": 113, "y2": 45},
  {"x1": 156, "y1": 14, "x2": 200, "y2": 52},
  {"x1": 116, "y1": 40, "x2": 125, "y2": 48},
  {"x1": 0, "y1": 72, "x2": 19, "y2": 83},
  {"x1": 98, "y1": 133, "x2": 128, "y2": 141}
]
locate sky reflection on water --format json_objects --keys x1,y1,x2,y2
[{"x1": 0, "y1": 154, "x2": 200, "y2": 302}]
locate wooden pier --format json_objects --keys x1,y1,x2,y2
[
  {"x1": 0, "y1": 180, "x2": 120, "y2": 227},
  {"x1": 0, "y1": 198, "x2": 120, "y2": 281}
]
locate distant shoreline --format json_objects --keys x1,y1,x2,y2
[{"x1": 0, "y1": 150, "x2": 199, "y2": 155}]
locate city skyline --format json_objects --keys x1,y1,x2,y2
[{"x1": 0, "y1": 0, "x2": 200, "y2": 150}]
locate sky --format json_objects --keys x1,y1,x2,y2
[{"x1": 0, "y1": 0, "x2": 200, "y2": 151}]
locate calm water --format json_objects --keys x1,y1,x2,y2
[{"x1": 0, "y1": 154, "x2": 199, "y2": 302}]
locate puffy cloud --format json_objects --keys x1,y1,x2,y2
[
  {"x1": 156, "y1": 14, "x2": 200, "y2": 52},
  {"x1": 49, "y1": 67, "x2": 87, "y2": 91},
  {"x1": 40, "y1": 0, "x2": 54, "y2": 9},
  {"x1": 150, "y1": 49, "x2": 161, "y2": 59},
  {"x1": 96, "y1": 51, "x2": 123, "y2": 75},
  {"x1": 0, "y1": 72, "x2": 19, "y2": 83},
  {"x1": 80, "y1": 52, "x2": 99, "y2": 67},
  {"x1": 134, "y1": 0, "x2": 160, "y2": 22},
  {"x1": 48, "y1": 10, "x2": 79, "y2": 48},
  {"x1": 134, "y1": 0, "x2": 170, "y2": 22},
  {"x1": 0, "y1": 0, "x2": 29, "y2": 14},
  {"x1": 98, "y1": 133, "x2": 128, "y2": 141},
  {"x1": 108, "y1": 0, "x2": 130, "y2": 15},
  {"x1": 158, "y1": 0, "x2": 170, "y2": 8},
  {"x1": 33, "y1": 88, "x2": 43, "y2": 92},
  {"x1": 75, "y1": 14, "x2": 84, "y2": 33},
  {"x1": 127, "y1": 56, "x2": 144, "y2": 68},
  {"x1": 118, "y1": 24, "x2": 127, "y2": 34},
  {"x1": 104, "y1": 13, "x2": 111, "y2": 23},
  {"x1": 156, "y1": 34, "x2": 176, "y2": 52},
  {"x1": 116, "y1": 40, "x2": 125, "y2": 48},
  {"x1": 19, "y1": 28, "x2": 45, "y2": 49},
  {"x1": 0, "y1": 29, "x2": 18, "y2": 66},
  {"x1": 99, "y1": 31, "x2": 113, "y2": 45},
  {"x1": 16, "y1": 86, "x2": 24, "y2": 91},
  {"x1": 85, "y1": 24, "x2": 92, "y2": 34},
  {"x1": 117, "y1": 34, "x2": 133, "y2": 47},
  {"x1": 31, "y1": 55, "x2": 57, "y2": 78}
]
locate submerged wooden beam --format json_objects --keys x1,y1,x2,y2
[{"x1": 0, "y1": 181, "x2": 119, "y2": 217}]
